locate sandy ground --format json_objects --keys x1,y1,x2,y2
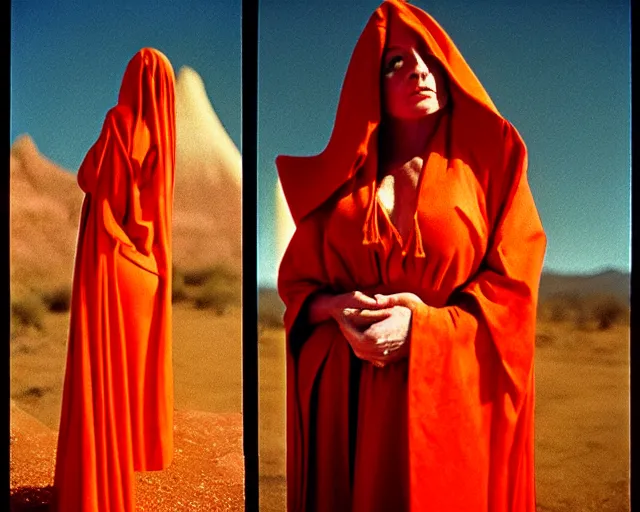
[
  {"x1": 10, "y1": 304, "x2": 243, "y2": 430},
  {"x1": 10, "y1": 403, "x2": 244, "y2": 511},
  {"x1": 10, "y1": 304, "x2": 245, "y2": 511},
  {"x1": 256, "y1": 321, "x2": 630, "y2": 512},
  {"x1": 10, "y1": 307, "x2": 629, "y2": 511}
]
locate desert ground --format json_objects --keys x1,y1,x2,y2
[
  {"x1": 10, "y1": 270, "x2": 247, "y2": 511},
  {"x1": 257, "y1": 317, "x2": 629, "y2": 512},
  {"x1": 11, "y1": 304, "x2": 243, "y2": 429},
  {"x1": 11, "y1": 292, "x2": 629, "y2": 511}
]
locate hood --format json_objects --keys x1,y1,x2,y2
[{"x1": 276, "y1": 0, "x2": 504, "y2": 225}]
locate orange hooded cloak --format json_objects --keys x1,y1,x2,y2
[
  {"x1": 54, "y1": 48, "x2": 176, "y2": 512},
  {"x1": 277, "y1": 1, "x2": 547, "y2": 511}
]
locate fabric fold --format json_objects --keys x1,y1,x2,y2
[
  {"x1": 277, "y1": 1, "x2": 546, "y2": 511},
  {"x1": 54, "y1": 47, "x2": 176, "y2": 512}
]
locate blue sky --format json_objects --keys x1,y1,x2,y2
[
  {"x1": 10, "y1": 1, "x2": 631, "y2": 288},
  {"x1": 10, "y1": 0, "x2": 241, "y2": 169},
  {"x1": 257, "y1": 0, "x2": 630, "y2": 287}
]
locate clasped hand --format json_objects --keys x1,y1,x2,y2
[{"x1": 319, "y1": 291, "x2": 424, "y2": 368}]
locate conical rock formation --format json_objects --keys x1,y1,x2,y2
[{"x1": 172, "y1": 66, "x2": 242, "y2": 271}]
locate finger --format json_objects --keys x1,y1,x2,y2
[
  {"x1": 363, "y1": 310, "x2": 409, "y2": 339},
  {"x1": 357, "y1": 308, "x2": 393, "y2": 320},
  {"x1": 342, "y1": 308, "x2": 393, "y2": 330},
  {"x1": 385, "y1": 340, "x2": 410, "y2": 363},
  {"x1": 375, "y1": 292, "x2": 423, "y2": 310},
  {"x1": 362, "y1": 323, "x2": 408, "y2": 357},
  {"x1": 347, "y1": 308, "x2": 393, "y2": 328},
  {"x1": 342, "y1": 308, "x2": 378, "y2": 329},
  {"x1": 338, "y1": 316, "x2": 375, "y2": 348},
  {"x1": 345, "y1": 330, "x2": 387, "y2": 361},
  {"x1": 346, "y1": 315, "x2": 383, "y2": 329},
  {"x1": 374, "y1": 294, "x2": 391, "y2": 307},
  {"x1": 351, "y1": 291, "x2": 379, "y2": 308}
]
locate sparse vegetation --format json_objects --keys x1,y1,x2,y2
[
  {"x1": 592, "y1": 295, "x2": 627, "y2": 330},
  {"x1": 538, "y1": 292, "x2": 628, "y2": 331},
  {"x1": 194, "y1": 281, "x2": 241, "y2": 314},
  {"x1": 183, "y1": 265, "x2": 239, "y2": 287},
  {"x1": 21, "y1": 386, "x2": 49, "y2": 399},
  {"x1": 193, "y1": 265, "x2": 241, "y2": 314},
  {"x1": 172, "y1": 266, "x2": 189, "y2": 303},
  {"x1": 171, "y1": 265, "x2": 242, "y2": 310},
  {"x1": 41, "y1": 285, "x2": 72, "y2": 313},
  {"x1": 538, "y1": 292, "x2": 582, "y2": 323},
  {"x1": 11, "y1": 295, "x2": 45, "y2": 331},
  {"x1": 535, "y1": 332, "x2": 555, "y2": 347}
]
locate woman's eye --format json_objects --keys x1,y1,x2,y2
[{"x1": 385, "y1": 56, "x2": 403, "y2": 74}]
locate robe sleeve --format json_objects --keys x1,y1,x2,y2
[
  {"x1": 409, "y1": 120, "x2": 546, "y2": 410},
  {"x1": 277, "y1": 211, "x2": 330, "y2": 353}
]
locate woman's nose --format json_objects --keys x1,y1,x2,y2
[{"x1": 409, "y1": 49, "x2": 429, "y2": 80}]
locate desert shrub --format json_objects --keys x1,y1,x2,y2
[
  {"x1": 539, "y1": 295, "x2": 565, "y2": 323},
  {"x1": 193, "y1": 266, "x2": 241, "y2": 314},
  {"x1": 539, "y1": 292, "x2": 584, "y2": 324},
  {"x1": 540, "y1": 291, "x2": 629, "y2": 330},
  {"x1": 535, "y1": 332, "x2": 555, "y2": 347},
  {"x1": 42, "y1": 285, "x2": 72, "y2": 313},
  {"x1": 12, "y1": 295, "x2": 45, "y2": 331},
  {"x1": 21, "y1": 386, "x2": 48, "y2": 399},
  {"x1": 547, "y1": 301, "x2": 569, "y2": 322},
  {"x1": 183, "y1": 265, "x2": 239, "y2": 287},
  {"x1": 194, "y1": 278, "x2": 241, "y2": 314},
  {"x1": 573, "y1": 305, "x2": 591, "y2": 331},
  {"x1": 591, "y1": 296, "x2": 627, "y2": 330},
  {"x1": 171, "y1": 266, "x2": 189, "y2": 303}
]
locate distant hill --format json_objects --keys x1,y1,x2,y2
[
  {"x1": 539, "y1": 269, "x2": 630, "y2": 304},
  {"x1": 258, "y1": 269, "x2": 631, "y2": 326},
  {"x1": 10, "y1": 135, "x2": 84, "y2": 295}
]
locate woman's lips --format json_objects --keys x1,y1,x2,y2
[{"x1": 412, "y1": 88, "x2": 433, "y2": 97}]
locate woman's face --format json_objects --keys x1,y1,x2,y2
[{"x1": 382, "y1": 27, "x2": 449, "y2": 120}]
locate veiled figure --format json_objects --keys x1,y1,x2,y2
[
  {"x1": 277, "y1": 1, "x2": 547, "y2": 511},
  {"x1": 54, "y1": 47, "x2": 176, "y2": 512}
]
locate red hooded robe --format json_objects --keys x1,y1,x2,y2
[
  {"x1": 277, "y1": 1, "x2": 547, "y2": 511},
  {"x1": 54, "y1": 48, "x2": 176, "y2": 512}
]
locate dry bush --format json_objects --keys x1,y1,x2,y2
[
  {"x1": 11, "y1": 295, "x2": 45, "y2": 331},
  {"x1": 172, "y1": 266, "x2": 189, "y2": 303},
  {"x1": 41, "y1": 285, "x2": 72, "y2": 313},
  {"x1": 535, "y1": 332, "x2": 555, "y2": 347},
  {"x1": 539, "y1": 291, "x2": 629, "y2": 331},
  {"x1": 183, "y1": 265, "x2": 239, "y2": 287},
  {"x1": 20, "y1": 386, "x2": 49, "y2": 399},
  {"x1": 193, "y1": 265, "x2": 241, "y2": 314},
  {"x1": 539, "y1": 292, "x2": 584, "y2": 324},
  {"x1": 591, "y1": 295, "x2": 627, "y2": 330},
  {"x1": 194, "y1": 280, "x2": 241, "y2": 314}
]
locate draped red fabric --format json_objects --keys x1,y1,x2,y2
[
  {"x1": 53, "y1": 48, "x2": 176, "y2": 512},
  {"x1": 277, "y1": 1, "x2": 546, "y2": 511}
]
